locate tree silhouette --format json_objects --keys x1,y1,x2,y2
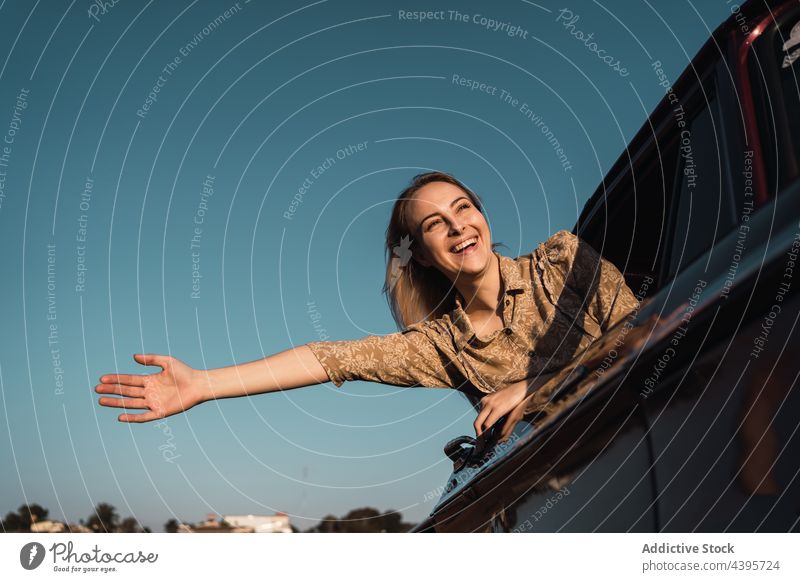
[
  {"x1": 164, "y1": 518, "x2": 180, "y2": 533},
  {"x1": 305, "y1": 514, "x2": 342, "y2": 533},
  {"x1": 371, "y1": 509, "x2": 409, "y2": 533},
  {"x1": 1, "y1": 504, "x2": 49, "y2": 532},
  {"x1": 1, "y1": 511, "x2": 22, "y2": 532},
  {"x1": 304, "y1": 507, "x2": 415, "y2": 533},
  {"x1": 118, "y1": 517, "x2": 148, "y2": 533},
  {"x1": 343, "y1": 507, "x2": 381, "y2": 533},
  {"x1": 86, "y1": 502, "x2": 119, "y2": 533}
]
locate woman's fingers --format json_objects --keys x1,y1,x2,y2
[
  {"x1": 474, "y1": 407, "x2": 503, "y2": 436},
  {"x1": 95, "y1": 383, "x2": 144, "y2": 398},
  {"x1": 99, "y1": 373, "x2": 146, "y2": 387},
  {"x1": 499, "y1": 411, "x2": 521, "y2": 442},
  {"x1": 98, "y1": 396, "x2": 149, "y2": 409},
  {"x1": 118, "y1": 410, "x2": 160, "y2": 423},
  {"x1": 133, "y1": 353, "x2": 170, "y2": 370},
  {"x1": 499, "y1": 399, "x2": 529, "y2": 442},
  {"x1": 481, "y1": 411, "x2": 502, "y2": 433},
  {"x1": 474, "y1": 405, "x2": 491, "y2": 436}
]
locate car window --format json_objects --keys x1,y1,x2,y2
[
  {"x1": 666, "y1": 77, "x2": 736, "y2": 279},
  {"x1": 576, "y1": 124, "x2": 682, "y2": 293}
]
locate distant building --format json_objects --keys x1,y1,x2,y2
[
  {"x1": 177, "y1": 512, "x2": 292, "y2": 533},
  {"x1": 30, "y1": 520, "x2": 66, "y2": 533},
  {"x1": 178, "y1": 513, "x2": 252, "y2": 533},
  {"x1": 223, "y1": 512, "x2": 292, "y2": 533},
  {"x1": 29, "y1": 520, "x2": 91, "y2": 533}
]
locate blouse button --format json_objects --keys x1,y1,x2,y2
[
  {"x1": 504, "y1": 327, "x2": 513, "y2": 336},
  {"x1": 505, "y1": 299, "x2": 510, "y2": 306},
  {"x1": 528, "y1": 350, "x2": 535, "y2": 357}
]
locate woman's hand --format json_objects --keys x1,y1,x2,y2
[
  {"x1": 496, "y1": 394, "x2": 534, "y2": 443},
  {"x1": 473, "y1": 379, "x2": 531, "y2": 440},
  {"x1": 95, "y1": 354, "x2": 204, "y2": 423}
]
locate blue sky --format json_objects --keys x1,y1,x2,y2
[{"x1": 0, "y1": 0, "x2": 736, "y2": 531}]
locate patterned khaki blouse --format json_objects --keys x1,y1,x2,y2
[{"x1": 306, "y1": 230, "x2": 638, "y2": 394}]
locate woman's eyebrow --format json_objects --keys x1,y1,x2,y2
[{"x1": 420, "y1": 196, "x2": 469, "y2": 226}]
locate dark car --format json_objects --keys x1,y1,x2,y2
[{"x1": 412, "y1": 0, "x2": 800, "y2": 533}]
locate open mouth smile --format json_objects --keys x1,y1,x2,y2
[{"x1": 451, "y1": 237, "x2": 478, "y2": 255}]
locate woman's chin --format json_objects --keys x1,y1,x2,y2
[{"x1": 448, "y1": 247, "x2": 487, "y2": 272}]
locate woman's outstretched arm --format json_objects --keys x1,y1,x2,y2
[{"x1": 95, "y1": 345, "x2": 331, "y2": 423}]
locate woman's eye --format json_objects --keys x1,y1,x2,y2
[
  {"x1": 458, "y1": 202, "x2": 470, "y2": 211},
  {"x1": 426, "y1": 219, "x2": 442, "y2": 231}
]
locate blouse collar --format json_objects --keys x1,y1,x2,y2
[{"x1": 450, "y1": 251, "x2": 526, "y2": 349}]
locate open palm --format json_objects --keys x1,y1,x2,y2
[{"x1": 95, "y1": 354, "x2": 202, "y2": 423}]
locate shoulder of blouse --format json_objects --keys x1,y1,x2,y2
[
  {"x1": 402, "y1": 313, "x2": 462, "y2": 353},
  {"x1": 531, "y1": 229, "x2": 638, "y2": 331},
  {"x1": 528, "y1": 229, "x2": 586, "y2": 303}
]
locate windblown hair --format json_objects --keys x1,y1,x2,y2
[{"x1": 383, "y1": 171, "x2": 501, "y2": 329}]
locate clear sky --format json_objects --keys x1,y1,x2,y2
[{"x1": 0, "y1": 0, "x2": 736, "y2": 532}]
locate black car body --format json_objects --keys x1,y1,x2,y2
[{"x1": 412, "y1": 0, "x2": 800, "y2": 533}]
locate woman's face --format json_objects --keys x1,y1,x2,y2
[{"x1": 408, "y1": 181, "x2": 493, "y2": 282}]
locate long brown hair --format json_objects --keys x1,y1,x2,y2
[{"x1": 383, "y1": 171, "x2": 502, "y2": 329}]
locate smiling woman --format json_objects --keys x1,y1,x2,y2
[{"x1": 95, "y1": 171, "x2": 637, "y2": 442}]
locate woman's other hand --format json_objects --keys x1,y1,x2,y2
[
  {"x1": 496, "y1": 395, "x2": 533, "y2": 443},
  {"x1": 95, "y1": 354, "x2": 203, "y2": 423},
  {"x1": 473, "y1": 379, "x2": 530, "y2": 439}
]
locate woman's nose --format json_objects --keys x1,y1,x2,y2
[{"x1": 448, "y1": 218, "x2": 464, "y2": 235}]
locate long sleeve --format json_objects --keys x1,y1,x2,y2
[
  {"x1": 305, "y1": 319, "x2": 463, "y2": 389},
  {"x1": 534, "y1": 230, "x2": 639, "y2": 334}
]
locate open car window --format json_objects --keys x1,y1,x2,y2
[
  {"x1": 578, "y1": 58, "x2": 748, "y2": 292},
  {"x1": 575, "y1": 121, "x2": 681, "y2": 294}
]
